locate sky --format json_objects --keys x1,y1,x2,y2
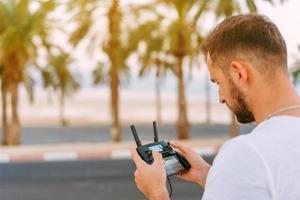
[
  {"x1": 72, "y1": 0, "x2": 300, "y2": 75},
  {"x1": 15, "y1": 0, "x2": 300, "y2": 123},
  {"x1": 25, "y1": 0, "x2": 300, "y2": 100},
  {"x1": 256, "y1": 0, "x2": 300, "y2": 62},
  {"x1": 118, "y1": 0, "x2": 300, "y2": 64}
]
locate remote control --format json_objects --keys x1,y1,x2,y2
[{"x1": 130, "y1": 121, "x2": 191, "y2": 176}]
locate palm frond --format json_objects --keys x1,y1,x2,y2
[
  {"x1": 92, "y1": 62, "x2": 106, "y2": 85},
  {"x1": 291, "y1": 62, "x2": 300, "y2": 85},
  {"x1": 246, "y1": 0, "x2": 257, "y2": 13}
]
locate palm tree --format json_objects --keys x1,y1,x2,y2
[
  {"x1": 137, "y1": 25, "x2": 174, "y2": 124},
  {"x1": 0, "y1": 0, "x2": 56, "y2": 145},
  {"x1": 292, "y1": 67, "x2": 300, "y2": 86},
  {"x1": 41, "y1": 52, "x2": 80, "y2": 126},
  {"x1": 23, "y1": 68, "x2": 35, "y2": 104},
  {"x1": 141, "y1": 0, "x2": 210, "y2": 139},
  {"x1": 105, "y1": 0, "x2": 123, "y2": 142},
  {"x1": 68, "y1": 0, "x2": 150, "y2": 142},
  {"x1": 0, "y1": 64, "x2": 6, "y2": 138},
  {"x1": 139, "y1": 56, "x2": 171, "y2": 125},
  {"x1": 205, "y1": 75, "x2": 212, "y2": 124},
  {"x1": 291, "y1": 45, "x2": 300, "y2": 86},
  {"x1": 118, "y1": 18, "x2": 174, "y2": 124}
]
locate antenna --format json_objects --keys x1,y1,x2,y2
[
  {"x1": 130, "y1": 125, "x2": 142, "y2": 147},
  {"x1": 153, "y1": 121, "x2": 159, "y2": 142}
]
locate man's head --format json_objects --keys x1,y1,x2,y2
[{"x1": 202, "y1": 14, "x2": 288, "y2": 123}]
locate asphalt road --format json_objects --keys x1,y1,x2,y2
[
  {"x1": 0, "y1": 123, "x2": 255, "y2": 145},
  {"x1": 0, "y1": 156, "x2": 214, "y2": 200}
]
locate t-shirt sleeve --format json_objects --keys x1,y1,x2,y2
[{"x1": 202, "y1": 137, "x2": 272, "y2": 200}]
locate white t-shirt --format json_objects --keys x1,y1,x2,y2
[{"x1": 202, "y1": 116, "x2": 300, "y2": 200}]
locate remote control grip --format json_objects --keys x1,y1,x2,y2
[
  {"x1": 176, "y1": 152, "x2": 191, "y2": 169},
  {"x1": 136, "y1": 147, "x2": 153, "y2": 164}
]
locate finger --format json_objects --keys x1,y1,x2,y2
[
  {"x1": 169, "y1": 141, "x2": 189, "y2": 154},
  {"x1": 131, "y1": 148, "x2": 144, "y2": 168},
  {"x1": 134, "y1": 170, "x2": 137, "y2": 177},
  {"x1": 171, "y1": 146, "x2": 184, "y2": 156},
  {"x1": 152, "y1": 150, "x2": 163, "y2": 165}
]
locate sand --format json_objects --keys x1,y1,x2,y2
[{"x1": 0, "y1": 88, "x2": 232, "y2": 127}]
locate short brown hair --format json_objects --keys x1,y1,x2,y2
[{"x1": 202, "y1": 14, "x2": 287, "y2": 75}]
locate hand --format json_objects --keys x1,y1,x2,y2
[
  {"x1": 170, "y1": 141, "x2": 211, "y2": 188},
  {"x1": 131, "y1": 148, "x2": 170, "y2": 200}
]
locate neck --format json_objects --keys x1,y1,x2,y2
[{"x1": 251, "y1": 74, "x2": 300, "y2": 124}]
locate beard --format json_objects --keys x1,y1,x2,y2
[{"x1": 228, "y1": 79, "x2": 255, "y2": 124}]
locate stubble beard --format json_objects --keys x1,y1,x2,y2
[{"x1": 228, "y1": 79, "x2": 255, "y2": 124}]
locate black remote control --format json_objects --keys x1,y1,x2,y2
[{"x1": 130, "y1": 121, "x2": 191, "y2": 176}]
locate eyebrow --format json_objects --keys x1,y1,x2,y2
[{"x1": 210, "y1": 78, "x2": 216, "y2": 83}]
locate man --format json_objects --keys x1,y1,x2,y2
[{"x1": 131, "y1": 14, "x2": 300, "y2": 200}]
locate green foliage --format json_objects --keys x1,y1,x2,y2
[
  {"x1": 0, "y1": 0, "x2": 54, "y2": 46},
  {"x1": 135, "y1": 19, "x2": 175, "y2": 77},
  {"x1": 291, "y1": 66, "x2": 300, "y2": 85},
  {"x1": 214, "y1": 0, "x2": 281, "y2": 18},
  {"x1": 246, "y1": 0, "x2": 258, "y2": 12},
  {"x1": 70, "y1": 17, "x2": 92, "y2": 47},
  {"x1": 0, "y1": 64, "x2": 2, "y2": 78},
  {"x1": 215, "y1": 0, "x2": 241, "y2": 17},
  {"x1": 291, "y1": 45, "x2": 300, "y2": 86},
  {"x1": 23, "y1": 68, "x2": 35, "y2": 103},
  {"x1": 92, "y1": 62, "x2": 105, "y2": 85},
  {"x1": 138, "y1": 0, "x2": 211, "y2": 73},
  {"x1": 0, "y1": 0, "x2": 59, "y2": 103},
  {"x1": 42, "y1": 52, "x2": 80, "y2": 96},
  {"x1": 0, "y1": 0, "x2": 56, "y2": 81},
  {"x1": 69, "y1": 0, "x2": 153, "y2": 86},
  {"x1": 67, "y1": 0, "x2": 101, "y2": 48}
]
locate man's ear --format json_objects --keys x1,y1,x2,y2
[{"x1": 230, "y1": 60, "x2": 249, "y2": 86}]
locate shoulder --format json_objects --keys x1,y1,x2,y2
[
  {"x1": 209, "y1": 135, "x2": 267, "y2": 181},
  {"x1": 214, "y1": 136, "x2": 263, "y2": 168},
  {"x1": 203, "y1": 136, "x2": 272, "y2": 199},
  {"x1": 251, "y1": 116, "x2": 300, "y2": 136},
  {"x1": 217, "y1": 135, "x2": 258, "y2": 158},
  {"x1": 213, "y1": 134, "x2": 271, "y2": 174}
]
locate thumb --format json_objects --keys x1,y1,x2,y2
[{"x1": 152, "y1": 151, "x2": 163, "y2": 165}]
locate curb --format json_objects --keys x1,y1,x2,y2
[{"x1": 0, "y1": 147, "x2": 219, "y2": 164}]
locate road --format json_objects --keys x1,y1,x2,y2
[
  {"x1": 0, "y1": 123, "x2": 253, "y2": 199},
  {"x1": 10, "y1": 123, "x2": 255, "y2": 145},
  {"x1": 0, "y1": 156, "x2": 214, "y2": 200}
]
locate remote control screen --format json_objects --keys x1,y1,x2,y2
[{"x1": 148, "y1": 144, "x2": 163, "y2": 152}]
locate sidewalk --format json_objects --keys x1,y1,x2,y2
[{"x1": 0, "y1": 137, "x2": 228, "y2": 163}]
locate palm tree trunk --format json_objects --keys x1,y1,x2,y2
[
  {"x1": 108, "y1": 0, "x2": 121, "y2": 142},
  {"x1": 230, "y1": 112, "x2": 239, "y2": 137},
  {"x1": 1, "y1": 80, "x2": 9, "y2": 145},
  {"x1": 177, "y1": 57, "x2": 189, "y2": 139},
  {"x1": 205, "y1": 76, "x2": 211, "y2": 124},
  {"x1": 110, "y1": 69, "x2": 121, "y2": 142},
  {"x1": 47, "y1": 89, "x2": 53, "y2": 105},
  {"x1": 155, "y1": 65, "x2": 162, "y2": 124},
  {"x1": 59, "y1": 89, "x2": 67, "y2": 126},
  {"x1": 10, "y1": 82, "x2": 21, "y2": 145}
]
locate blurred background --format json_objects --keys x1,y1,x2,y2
[{"x1": 0, "y1": 0, "x2": 300, "y2": 199}]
